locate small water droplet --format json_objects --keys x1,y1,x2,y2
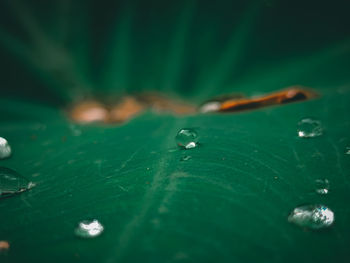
[
  {"x1": 69, "y1": 124, "x2": 82, "y2": 136},
  {"x1": 0, "y1": 167, "x2": 34, "y2": 199},
  {"x1": 0, "y1": 137, "x2": 11, "y2": 159},
  {"x1": 75, "y1": 219, "x2": 104, "y2": 238},
  {"x1": 314, "y1": 179, "x2": 330, "y2": 195},
  {"x1": 288, "y1": 204, "x2": 334, "y2": 229},
  {"x1": 175, "y1": 129, "x2": 198, "y2": 149},
  {"x1": 345, "y1": 146, "x2": 350, "y2": 155},
  {"x1": 180, "y1": 156, "x2": 192, "y2": 161},
  {"x1": 297, "y1": 118, "x2": 323, "y2": 138}
]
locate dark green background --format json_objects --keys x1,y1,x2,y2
[{"x1": 0, "y1": 0, "x2": 350, "y2": 262}]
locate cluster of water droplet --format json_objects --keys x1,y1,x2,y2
[
  {"x1": 172, "y1": 123, "x2": 336, "y2": 231},
  {"x1": 0, "y1": 113, "x2": 347, "y2": 244},
  {"x1": 0, "y1": 136, "x2": 107, "y2": 242},
  {"x1": 289, "y1": 118, "x2": 336, "y2": 230}
]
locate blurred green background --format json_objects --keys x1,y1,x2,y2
[
  {"x1": 0, "y1": 0, "x2": 350, "y2": 262},
  {"x1": 1, "y1": 0, "x2": 349, "y2": 104}
]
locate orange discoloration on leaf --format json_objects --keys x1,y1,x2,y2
[
  {"x1": 69, "y1": 93, "x2": 195, "y2": 124},
  {"x1": 68, "y1": 87, "x2": 316, "y2": 124},
  {"x1": 220, "y1": 86, "x2": 317, "y2": 112},
  {"x1": 70, "y1": 101, "x2": 109, "y2": 123},
  {"x1": 0, "y1": 241, "x2": 9, "y2": 251},
  {"x1": 137, "y1": 93, "x2": 196, "y2": 115},
  {"x1": 110, "y1": 97, "x2": 145, "y2": 123}
]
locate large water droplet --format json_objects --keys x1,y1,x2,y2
[
  {"x1": 297, "y1": 118, "x2": 323, "y2": 138},
  {"x1": 75, "y1": 219, "x2": 104, "y2": 238},
  {"x1": 288, "y1": 204, "x2": 334, "y2": 229},
  {"x1": 175, "y1": 129, "x2": 198, "y2": 149},
  {"x1": 0, "y1": 137, "x2": 11, "y2": 159},
  {"x1": 0, "y1": 167, "x2": 35, "y2": 199},
  {"x1": 314, "y1": 179, "x2": 330, "y2": 195}
]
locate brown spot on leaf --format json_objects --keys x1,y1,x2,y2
[
  {"x1": 136, "y1": 93, "x2": 196, "y2": 115},
  {"x1": 0, "y1": 241, "x2": 9, "y2": 251},
  {"x1": 68, "y1": 93, "x2": 195, "y2": 124},
  {"x1": 70, "y1": 101, "x2": 109, "y2": 123},
  {"x1": 110, "y1": 96, "x2": 145, "y2": 123},
  {"x1": 68, "y1": 86, "x2": 317, "y2": 124}
]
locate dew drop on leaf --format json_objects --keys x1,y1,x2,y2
[
  {"x1": 180, "y1": 155, "x2": 192, "y2": 161},
  {"x1": 0, "y1": 167, "x2": 35, "y2": 199},
  {"x1": 75, "y1": 219, "x2": 104, "y2": 238},
  {"x1": 345, "y1": 146, "x2": 350, "y2": 155},
  {"x1": 297, "y1": 118, "x2": 323, "y2": 138},
  {"x1": 175, "y1": 129, "x2": 198, "y2": 149},
  {"x1": 288, "y1": 204, "x2": 334, "y2": 229},
  {"x1": 314, "y1": 179, "x2": 330, "y2": 195},
  {"x1": 0, "y1": 137, "x2": 11, "y2": 159}
]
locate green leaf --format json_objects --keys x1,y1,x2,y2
[
  {"x1": 0, "y1": 0, "x2": 350, "y2": 262},
  {"x1": 1, "y1": 89, "x2": 350, "y2": 262}
]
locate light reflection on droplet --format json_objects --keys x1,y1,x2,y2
[
  {"x1": 288, "y1": 204, "x2": 334, "y2": 229},
  {"x1": 314, "y1": 179, "x2": 330, "y2": 195},
  {"x1": 0, "y1": 137, "x2": 11, "y2": 160},
  {"x1": 297, "y1": 118, "x2": 323, "y2": 138},
  {"x1": 180, "y1": 156, "x2": 192, "y2": 161},
  {"x1": 75, "y1": 219, "x2": 104, "y2": 238},
  {"x1": 0, "y1": 167, "x2": 35, "y2": 199},
  {"x1": 345, "y1": 146, "x2": 350, "y2": 155},
  {"x1": 175, "y1": 129, "x2": 198, "y2": 149}
]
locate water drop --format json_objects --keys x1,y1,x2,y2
[
  {"x1": 288, "y1": 204, "x2": 334, "y2": 229},
  {"x1": 69, "y1": 124, "x2": 82, "y2": 136},
  {"x1": 314, "y1": 179, "x2": 330, "y2": 195},
  {"x1": 297, "y1": 118, "x2": 323, "y2": 138},
  {"x1": 180, "y1": 156, "x2": 192, "y2": 161},
  {"x1": 345, "y1": 146, "x2": 350, "y2": 155},
  {"x1": 0, "y1": 167, "x2": 34, "y2": 199},
  {"x1": 175, "y1": 129, "x2": 198, "y2": 149},
  {"x1": 75, "y1": 219, "x2": 104, "y2": 238},
  {"x1": 0, "y1": 137, "x2": 11, "y2": 159}
]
